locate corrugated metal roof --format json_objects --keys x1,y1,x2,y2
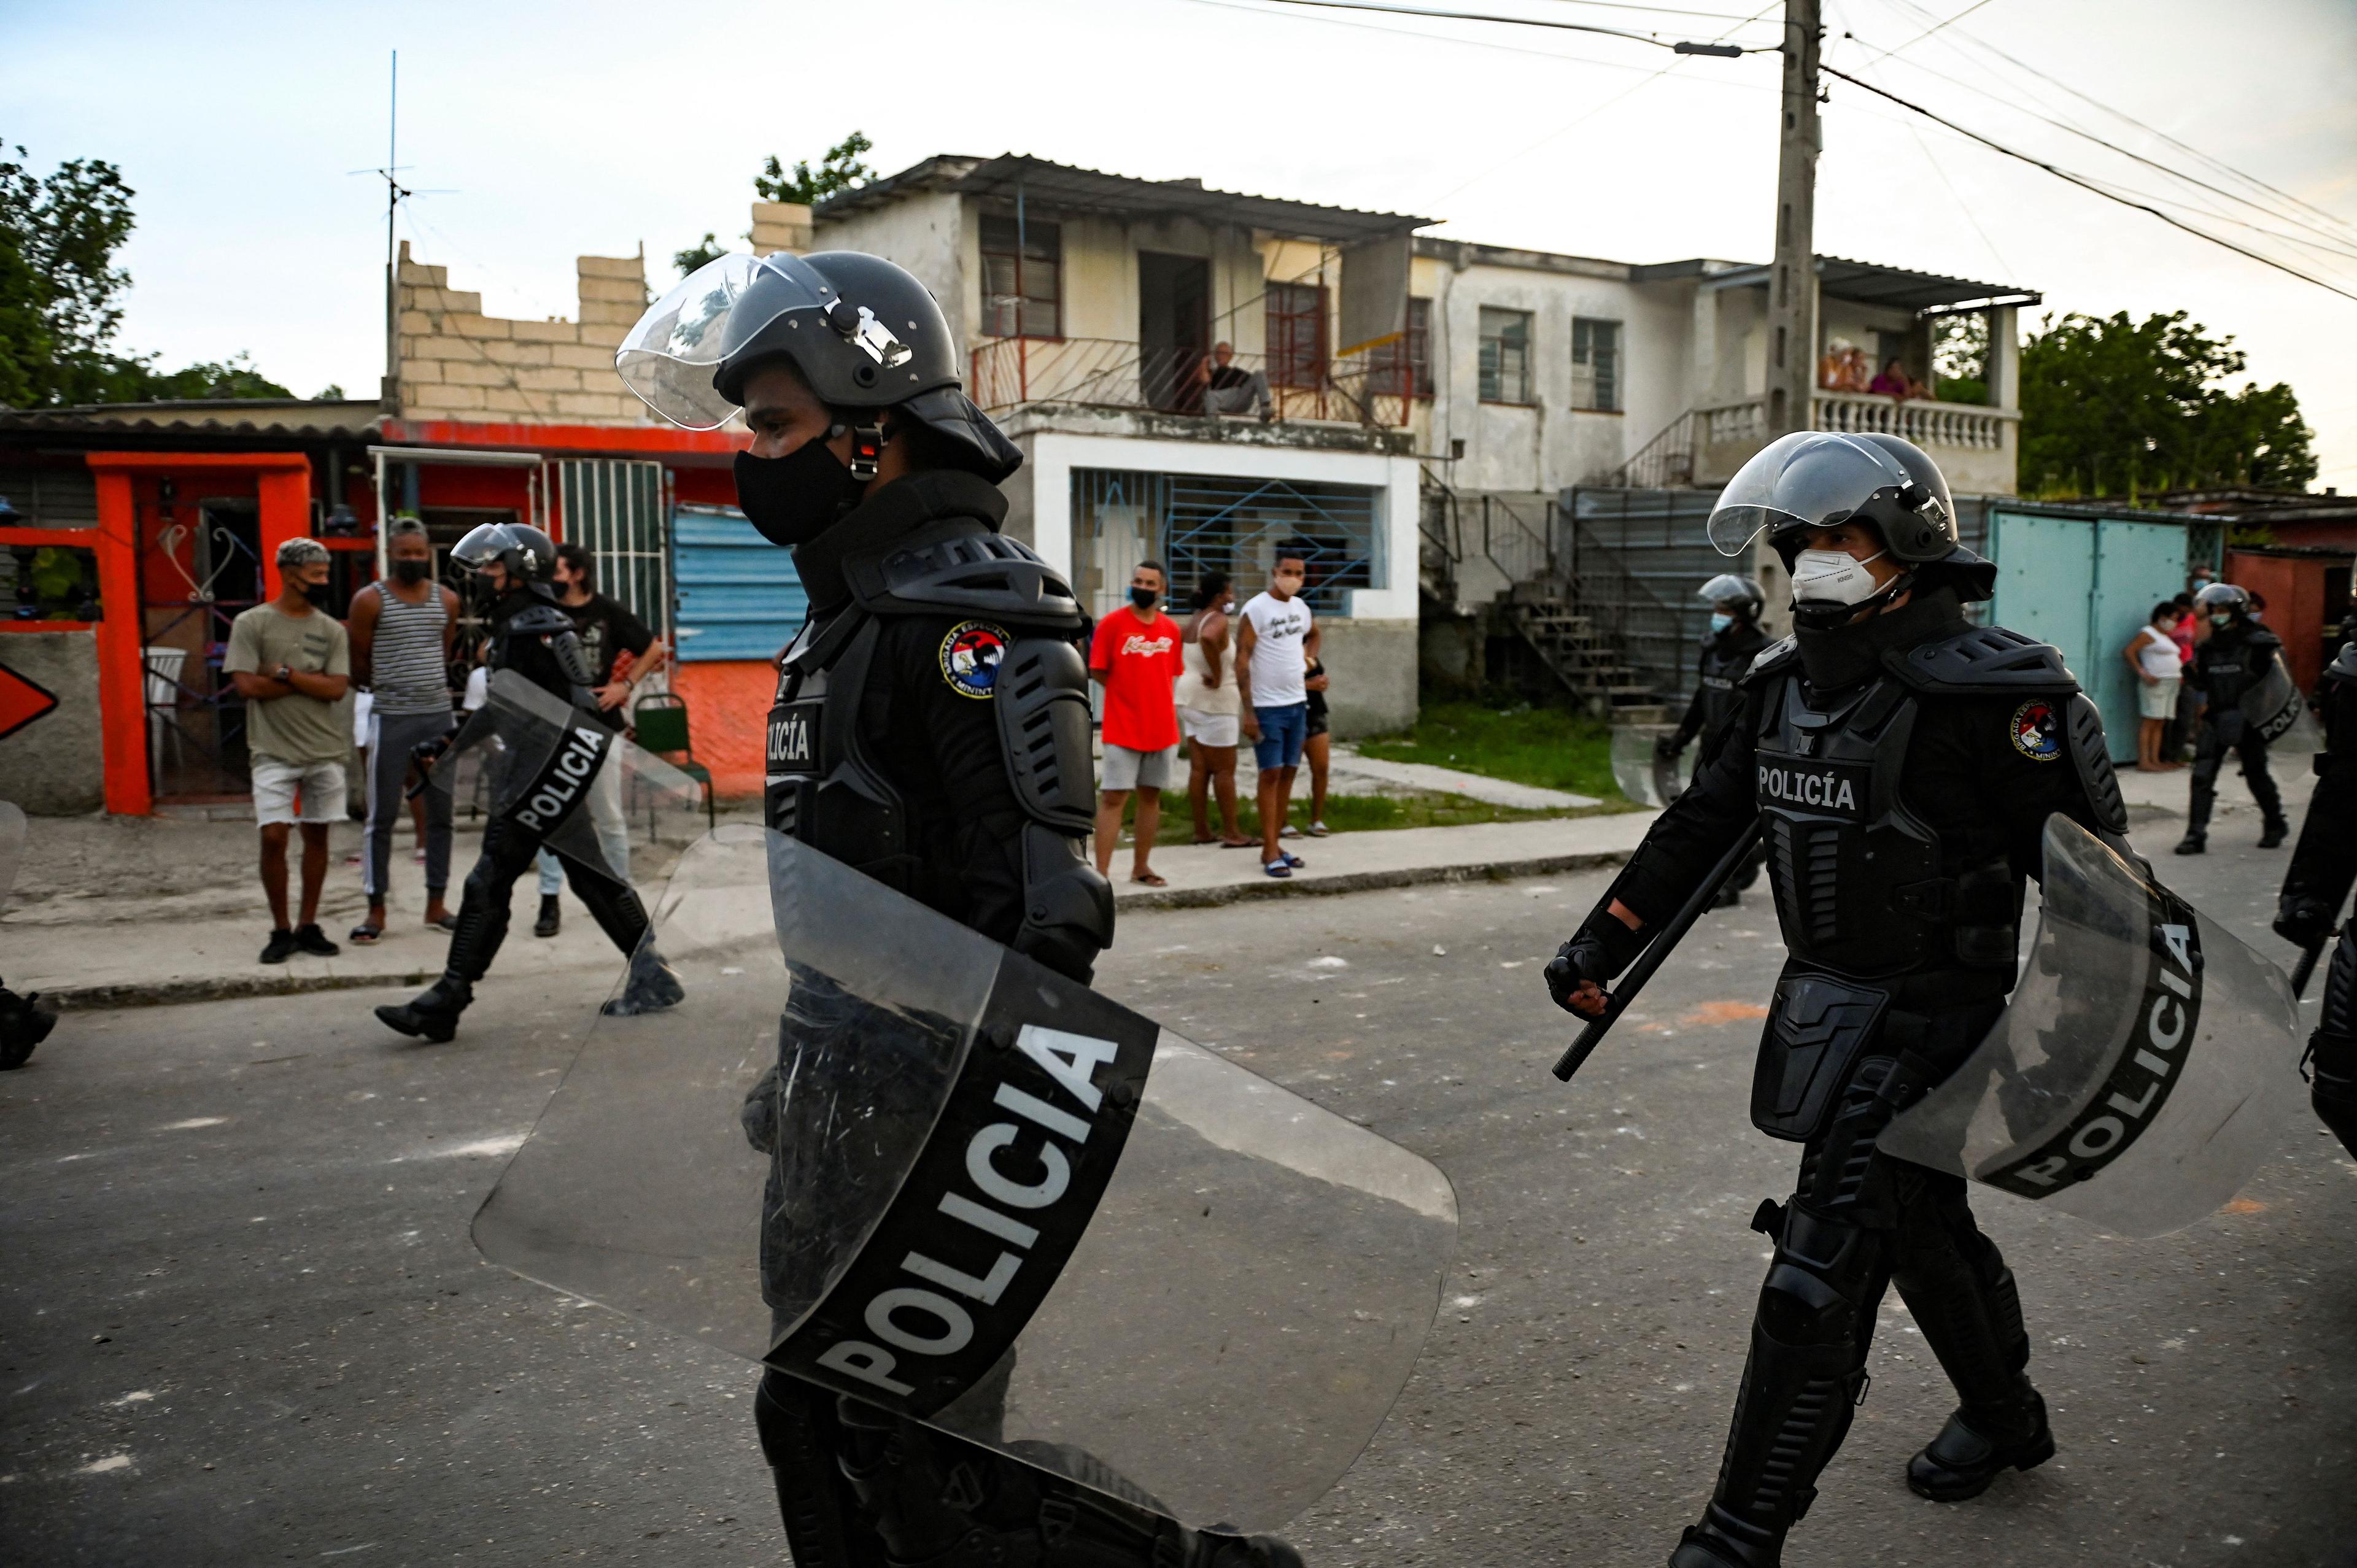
[
  {"x1": 0, "y1": 398, "x2": 384, "y2": 440},
  {"x1": 819, "y1": 153, "x2": 1432, "y2": 245},
  {"x1": 1705, "y1": 256, "x2": 2040, "y2": 313}
]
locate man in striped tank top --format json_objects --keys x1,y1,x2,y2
[{"x1": 347, "y1": 519, "x2": 460, "y2": 944}]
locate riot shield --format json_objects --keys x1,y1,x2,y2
[
  {"x1": 1879, "y1": 816, "x2": 2301, "y2": 1238},
  {"x1": 0, "y1": 799, "x2": 24, "y2": 913},
  {"x1": 2241, "y1": 651, "x2": 2324, "y2": 752},
  {"x1": 451, "y1": 670, "x2": 703, "y2": 879},
  {"x1": 1611, "y1": 722, "x2": 1692, "y2": 808},
  {"x1": 474, "y1": 825, "x2": 1457, "y2": 1533}
]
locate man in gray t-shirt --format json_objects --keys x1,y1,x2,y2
[{"x1": 225, "y1": 538, "x2": 353, "y2": 964}]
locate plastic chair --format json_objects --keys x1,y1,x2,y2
[{"x1": 631, "y1": 691, "x2": 714, "y2": 833}]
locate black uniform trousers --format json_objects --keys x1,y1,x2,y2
[
  {"x1": 2186, "y1": 709, "x2": 2284, "y2": 833},
  {"x1": 2315, "y1": 925, "x2": 2357, "y2": 1160},
  {"x1": 1703, "y1": 989, "x2": 2033, "y2": 1547},
  {"x1": 440, "y1": 817, "x2": 649, "y2": 987}
]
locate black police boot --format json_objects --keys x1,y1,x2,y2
[
  {"x1": 2259, "y1": 816, "x2": 2290, "y2": 849},
  {"x1": 2172, "y1": 829, "x2": 2206, "y2": 855},
  {"x1": 1709, "y1": 881, "x2": 1741, "y2": 910},
  {"x1": 533, "y1": 895, "x2": 561, "y2": 938},
  {"x1": 0, "y1": 981, "x2": 55, "y2": 1069},
  {"x1": 374, "y1": 975, "x2": 473, "y2": 1044},
  {"x1": 1669, "y1": 1508, "x2": 1780, "y2": 1567},
  {"x1": 601, "y1": 948, "x2": 684, "y2": 1016},
  {"x1": 1906, "y1": 1391, "x2": 2054, "y2": 1501}
]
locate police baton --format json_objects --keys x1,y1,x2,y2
[
  {"x1": 1552, "y1": 823, "x2": 1763, "y2": 1083},
  {"x1": 2291, "y1": 933, "x2": 2334, "y2": 1002}
]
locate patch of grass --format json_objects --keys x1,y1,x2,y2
[
  {"x1": 1096, "y1": 787, "x2": 1590, "y2": 851},
  {"x1": 1356, "y1": 701, "x2": 1625, "y2": 801}
]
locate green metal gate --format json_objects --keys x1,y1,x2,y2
[{"x1": 557, "y1": 459, "x2": 670, "y2": 641}]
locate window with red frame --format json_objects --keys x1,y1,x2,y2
[{"x1": 1266, "y1": 282, "x2": 1327, "y2": 388}]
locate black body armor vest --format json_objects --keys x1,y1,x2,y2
[
  {"x1": 1752, "y1": 672, "x2": 2014, "y2": 981},
  {"x1": 2193, "y1": 620, "x2": 2279, "y2": 709}
]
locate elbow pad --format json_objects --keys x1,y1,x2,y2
[
  {"x1": 995, "y1": 635, "x2": 1097, "y2": 835},
  {"x1": 1012, "y1": 823, "x2": 1114, "y2": 984}
]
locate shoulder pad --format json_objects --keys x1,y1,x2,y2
[
  {"x1": 2326, "y1": 641, "x2": 2357, "y2": 686},
  {"x1": 2247, "y1": 625, "x2": 2284, "y2": 652},
  {"x1": 846, "y1": 522, "x2": 1085, "y2": 630},
  {"x1": 1738, "y1": 635, "x2": 1799, "y2": 688},
  {"x1": 505, "y1": 603, "x2": 576, "y2": 637},
  {"x1": 1889, "y1": 625, "x2": 2079, "y2": 695}
]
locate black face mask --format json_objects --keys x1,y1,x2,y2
[
  {"x1": 392, "y1": 558, "x2": 432, "y2": 585},
  {"x1": 1129, "y1": 585, "x2": 1159, "y2": 612},
  {"x1": 735, "y1": 439, "x2": 862, "y2": 549},
  {"x1": 302, "y1": 581, "x2": 335, "y2": 610}
]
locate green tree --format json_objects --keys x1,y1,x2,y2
[
  {"x1": 2018, "y1": 309, "x2": 2316, "y2": 498},
  {"x1": 671, "y1": 133, "x2": 877, "y2": 279},
  {"x1": 0, "y1": 141, "x2": 291, "y2": 407},
  {"x1": 755, "y1": 131, "x2": 875, "y2": 206}
]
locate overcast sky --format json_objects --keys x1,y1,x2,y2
[{"x1": 8, "y1": 0, "x2": 2354, "y2": 485}]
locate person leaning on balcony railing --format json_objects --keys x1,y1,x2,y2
[{"x1": 1194, "y1": 340, "x2": 1274, "y2": 421}]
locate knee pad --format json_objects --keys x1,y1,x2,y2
[{"x1": 1757, "y1": 1202, "x2": 1883, "y2": 1346}]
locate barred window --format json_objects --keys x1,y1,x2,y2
[
  {"x1": 1478, "y1": 307, "x2": 1531, "y2": 404},
  {"x1": 1572, "y1": 317, "x2": 1621, "y2": 411},
  {"x1": 980, "y1": 215, "x2": 1061, "y2": 339}
]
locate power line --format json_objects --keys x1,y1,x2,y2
[
  {"x1": 1843, "y1": 25, "x2": 2357, "y2": 263},
  {"x1": 1260, "y1": 0, "x2": 1775, "y2": 50},
  {"x1": 1856, "y1": 0, "x2": 1995, "y2": 62},
  {"x1": 1177, "y1": 0, "x2": 1776, "y2": 76},
  {"x1": 1534, "y1": 0, "x2": 1765, "y2": 18},
  {"x1": 1875, "y1": 0, "x2": 2356, "y2": 237},
  {"x1": 1820, "y1": 63, "x2": 2357, "y2": 304}
]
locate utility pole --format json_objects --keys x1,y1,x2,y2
[
  {"x1": 381, "y1": 50, "x2": 406, "y2": 416},
  {"x1": 1764, "y1": 0, "x2": 1820, "y2": 439}
]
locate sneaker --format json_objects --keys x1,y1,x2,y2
[
  {"x1": 260, "y1": 928, "x2": 298, "y2": 965},
  {"x1": 293, "y1": 924, "x2": 341, "y2": 957}
]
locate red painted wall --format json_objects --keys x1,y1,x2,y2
[
  {"x1": 2227, "y1": 550, "x2": 2330, "y2": 692},
  {"x1": 668, "y1": 660, "x2": 773, "y2": 800}
]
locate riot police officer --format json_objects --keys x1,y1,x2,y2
[
  {"x1": 614, "y1": 248, "x2": 1296, "y2": 1568},
  {"x1": 1660, "y1": 574, "x2": 1769, "y2": 907},
  {"x1": 1544, "y1": 433, "x2": 2134, "y2": 1568},
  {"x1": 2276, "y1": 579, "x2": 2357, "y2": 1156},
  {"x1": 373, "y1": 523, "x2": 681, "y2": 1043},
  {"x1": 2175, "y1": 580, "x2": 2291, "y2": 854}
]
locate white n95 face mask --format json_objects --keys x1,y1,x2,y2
[{"x1": 1789, "y1": 548, "x2": 1888, "y2": 607}]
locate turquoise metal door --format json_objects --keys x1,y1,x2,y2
[
  {"x1": 671, "y1": 504, "x2": 808, "y2": 662},
  {"x1": 1989, "y1": 508, "x2": 2097, "y2": 736},
  {"x1": 2088, "y1": 519, "x2": 2190, "y2": 763}
]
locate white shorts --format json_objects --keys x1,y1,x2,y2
[
  {"x1": 1101, "y1": 743, "x2": 1176, "y2": 793},
  {"x1": 252, "y1": 757, "x2": 348, "y2": 827},
  {"x1": 2138, "y1": 676, "x2": 2181, "y2": 720},
  {"x1": 1178, "y1": 708, "x2": 1240, "y2": 749}
]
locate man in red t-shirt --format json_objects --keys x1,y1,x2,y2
[{"x1": 1089, "y1": 559, "x2": 1184, "y2": 886}]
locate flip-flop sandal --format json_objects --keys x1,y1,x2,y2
[
  {"x1": 1219, "y1": 836, "x2": 1255, "y2": 849},
  {"x1": 1131, "y1": 871, "x2": 1169, "y2": 887},
  {"x1": 1193, "y1": 835, "x2": 1218, "y2": 845},
  {"x1": 347, "y1": 923, "x2": 383, "y2": 946},
  {"x1": 1263, "y1": 860, "x2": 1292, "y2": 879},
  {"x1": 1282, "y1": 852, "x2": 1306, "y2": 869},
  {"x1": 1307, "y1": 822, "x2": 1331, "y2": 837}
]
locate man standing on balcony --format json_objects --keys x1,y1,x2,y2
[
  {"x1": 1236, "y1": 554, "x2": 1317, "y2": 877},
  {"x1": 1195, "y1": 341, "x2": 1274, "y2": 421}
]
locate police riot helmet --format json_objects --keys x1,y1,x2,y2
[
  {"x1": 1697, "y1": 573, "x2": 1765, "y2": 620},
  {"x1": 617, "y1": 249, "x2": 1020, "y2": 483},
  {"x1": 1707, "y1": 431, "x2": 1991, "y2": 595},
  {"x1": 2194, "y1": 581, "x2": 2250, "y2": 618},
  {"x1": 451, "y1": 521, "x2": 557, "y2": 585}
]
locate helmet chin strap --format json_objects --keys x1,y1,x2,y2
[{"x1": 1792, "y1": 569, "x2": 1915, "y2": 631}]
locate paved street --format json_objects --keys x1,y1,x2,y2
[{"x1": 4, "y1": 814, "x2": 2353, "y2": 1567}]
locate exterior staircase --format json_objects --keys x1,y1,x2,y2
[{"x1": 1501, "y1": 581, "x2": 1665, "y2": 717}]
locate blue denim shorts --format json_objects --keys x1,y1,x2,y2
[{"x1": 1253, "y1": 701, "x2": 1309, "y2": 770}]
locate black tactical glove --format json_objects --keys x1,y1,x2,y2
[
  {"x1": 1544, "y1": 911, "x2": 1651, "y2": 1013},
  {"x1": 1654, "y1": 733, "x2": 1684, "y2": 761},
  {"x1": 409, "y1": 732, "x2": 453, "y2": 772},
  {"x1": 2275, "y1": 893, "x2": 2338, "y2": 952}
]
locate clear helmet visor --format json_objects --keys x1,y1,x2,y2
[
  {"x1": 449, "y1": 522, "x2": 519, "y2": 573},
  {"x1": 1705, "y1": 430, "x2": 1924, "y2": 557},
  {"x1": 1697, "y1": 573, "x2": 1757, "y2": 606},
  {"x1": 617, "y1": 252, "x2": 834, "y2": 430}
]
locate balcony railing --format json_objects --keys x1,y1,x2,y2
[
  {"x1": 968, "y1": 336, "x2": 1411, "y2": 428},
  {"x1": 1699, "y1": 391, "x2": 2017, "y2": 453}
]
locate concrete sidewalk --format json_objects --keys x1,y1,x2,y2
[{"x1": 1, "y1": 743, "x2": 2307, "y2": 1012}]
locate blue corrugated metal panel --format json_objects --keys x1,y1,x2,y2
[{"x1": 671, "y1": 504, "x2": 808, "y2": 663}]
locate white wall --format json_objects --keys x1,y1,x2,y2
[
  {"x1": 1026, "y1": 432, "x2": 1419, "y2": 620},
  {"x1": 812, "y1": 191, "x2": 969, "y2": 349}
]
